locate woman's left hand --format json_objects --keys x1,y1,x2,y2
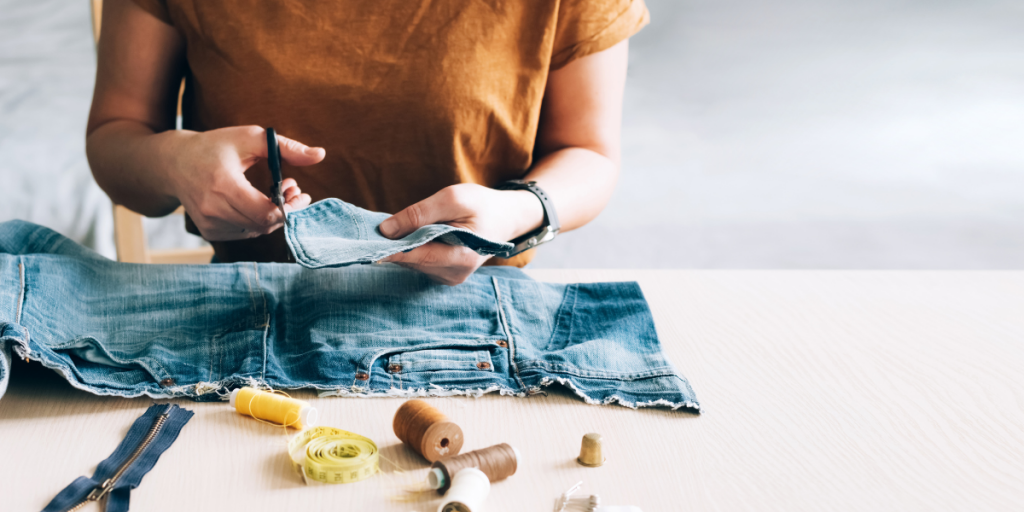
[{"x1": 378, "y1": 183, "x2": 543, "y2": 285}]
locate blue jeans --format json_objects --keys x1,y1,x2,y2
[{"x1": 0, "y1": 205, "x2": 699, "y2": 412}]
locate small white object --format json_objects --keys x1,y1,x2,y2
[
  {"x1": 553, "y1": 481, "x2": 583, "y2": 512},
  {"x1": 229, "y1": 388, "x2": 240, "y2": 407},
  {"x1": 427, "y1": 467, "x2": 447, "y2": 490},
  {"x1": 437, "y1": 467, "x2": 490, "y2": 512},
  {"x1": 298, "y1": 405, "x2": 318, "y2": 428}
]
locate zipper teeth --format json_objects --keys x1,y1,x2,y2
[
  {"x1": 108, "y1": 411, "x2": 170, "y2": 487},
  {"x1": 63, "y1": 408, "x2": 172, "y2": 512}
]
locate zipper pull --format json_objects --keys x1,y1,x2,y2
[{"x1": 85, "y1": 478, "x2": 113, "y2": 502}]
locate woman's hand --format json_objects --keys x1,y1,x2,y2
[
  {"x1": 162, "y1": 126, "x2": 324, "y2": 241},
  {"x1": 378, "y1": 184, "x2": 543, "y2": 285}
]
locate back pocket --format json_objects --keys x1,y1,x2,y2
[{"x1": 387, "y1": 348, "x2": 493, "y2": 373}]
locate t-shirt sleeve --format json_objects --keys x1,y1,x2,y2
[
  {"x1": 131, "y1": 0, "x2": 173, "y2": 25},
  {"x1": 550, "y1": 0, "x2": 650, "y2": 70}
]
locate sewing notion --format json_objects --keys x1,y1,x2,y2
[
  {"x1": 437, "y1": 467, "x2": 490, "y2": 512},
  {"x1": 393, "y1": 399, "x2": 464, "y2": 462},
  {"x1": 576, "y1": 433, "x2": 605, "y2": 467},
  {"x1": 427, "y1": 443, "x2": 520, "y2": 494},
  {"x1": 288, "y1": 426, "x2": 380, "y2": 484},
  {"x1": 230, "y1": 387, "x2": 318, "y2": 429}
]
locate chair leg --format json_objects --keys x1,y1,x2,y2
[{"x1": 113, "y1": 205, "x2": 150, "y2": 263}]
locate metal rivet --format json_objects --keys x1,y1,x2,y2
[
  {"x1": 476, "y1": 362, "x2": 491, "y2": 370},
  {"x1": 159, "y1": 378, "x2": 175, "y2": 387},
  {"x1": 355, "y1": 372, "x2": 369, "y2": 381},
  {"x1": 496, "y1": 340, "x2": 508, "y2": 348},
  {"x1": 388, "y1": 364, "x2": 402, "y2": 373}
]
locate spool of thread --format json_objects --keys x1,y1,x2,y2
[
  {"x1": 427, "y1": 443, "x2": 520, "y2": 494},
  {"x1": 393, "y1": 399, "x2": 464, "y2": 462},
  {"x1": 437, "y1": 468, "x2": 490, "y2": 512},
  {"x1": 230, "y1": 387, "x2": 318, "y2": 429}
]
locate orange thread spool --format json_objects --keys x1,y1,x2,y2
[
  {"x1": 393, "y1": 399, "x2": 464, "y2": 462},
  {"x1": 430, "y1": 443, "x2": 519, "y2": 494}
]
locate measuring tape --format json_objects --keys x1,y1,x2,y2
[{"x1": 288, "y1": 426, "x2": 380, "y2": 484}]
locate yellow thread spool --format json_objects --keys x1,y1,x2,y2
[{"x1": 230, "y1": 387, "x2": 318, "y2": 429}]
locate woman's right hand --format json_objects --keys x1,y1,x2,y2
[
  {"x1": 86, "y1": 2, "x2": 324, "y2": 241},
  {"x1": 163, "y1": 126, "x2": 325, "y2": 241}
]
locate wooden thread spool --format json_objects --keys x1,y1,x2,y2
[
  {"x1": 393, "y1": 399, "x2": 464, "y2": 462},
  {"x1": 428, "y1": 443, "x2": 519, "y2": 494}
]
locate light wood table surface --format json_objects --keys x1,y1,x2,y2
[{"x1": 3, "y1": 270, "x2": 1023, "y2": 511}]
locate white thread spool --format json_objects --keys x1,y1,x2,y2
[{"x1": 437, "y1": 467, "x2": 490, "y2": 512}]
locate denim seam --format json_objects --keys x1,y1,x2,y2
[
  {"x1": 252, "y1": 263, "x2": 270, "y2": 379},
  {"x1": 241, "y1": 265, "x2": 259, "y2": 328},
  {"x1": 287, "y1": 220, "x2": 317, "y2": 265},
  {"x1": 16, "y1": 260, "x2": 24, "y2": 324},
  {"x1": 516, "y1": 361, "x2": 679, "y2": 381},
  {"x1": 350, "y1": 202, "x2": 368, "y2": 241},
  {"x1": 543, "y1": 284, "x2": 578, "y2": 351},
  {"x1": 207, "y1": 331, "x2": 218, "y2": 382},
  {"x1": 491, "y1": 277, "x2": 526, "y2": 391}
]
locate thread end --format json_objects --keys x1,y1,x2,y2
[{"x1": 299, "y1": 406, "x2": 318, "y2": 429}]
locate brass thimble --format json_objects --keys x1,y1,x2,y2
[{"x1": 576, "y1": 433, "x2": 605, "y2": 467}]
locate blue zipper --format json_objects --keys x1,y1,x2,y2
[{"x1": 42, "y1": 403, "x2": 194, "y2": 512}]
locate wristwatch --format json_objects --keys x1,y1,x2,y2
[{"x1": 493, "y1": 180, "x2": 560, "y2": 258}]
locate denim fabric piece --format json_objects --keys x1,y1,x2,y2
[
  {"x1": 285, "y1": 198, "x2": 515, "y2": 268},
  {"x1": 0, "y1": 220, "x2": 700, "y2": 412}
]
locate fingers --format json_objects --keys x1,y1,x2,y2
[
  {"x1": 221, "y1": 173, "x2": 285, "y2": 228},
  {"x1": 284, "y1": 193, "x2": 311, "y2": 212},
  {"x1": 190, "y1": 199, "x2": 270, "y2": 241},
  {"x1": 380, "y1": 243, "x2": 485, "y2": 286},
  {"x1": 235, "y1": 125, "x2": 325, "y2": 166},
  {"x1": 380, "y1": 188, "x2": 472, "y2": 239},
  {"x1": 277, "y1": 134, "x2": 326, "y2": 166},
  {"x1": 281, "y1": 179, "x2": 311, "y2": 212}
]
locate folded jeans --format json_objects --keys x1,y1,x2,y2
[
  {"x1": 0, "y1": 205, "x2": 699, "y2": 412},
  {"x1": 284, "y1": 198, "x2": 514, "y2": 268}
]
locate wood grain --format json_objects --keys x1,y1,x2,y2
[{"x1": 2, "y1": 270, "x2": 1022, "y2": 511}]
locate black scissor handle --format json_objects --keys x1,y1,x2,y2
[{"x1": 266, "y1": 127, "x2": 283, "y2": 187}]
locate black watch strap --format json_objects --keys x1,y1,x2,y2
[{"x1": 493, "y1": 180, "x2": 560, "y2": 258}]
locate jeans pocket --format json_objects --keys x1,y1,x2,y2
[
  {"x1": 51, "y1": 336, "x2": 169, "y2": 391},
  {"x1": 543, "y1": 284, "x2": 579, "y2": 352},
  {"x1": 386, "y1": 348, "x2": 494, "y2": 373}
]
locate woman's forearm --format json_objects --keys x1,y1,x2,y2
[
  {"x1": 522, "y1": 146, "x2": 619, "y2": 235},
  {"x1": 87, "y1": 120, "x2": 187, "y2": 217}
]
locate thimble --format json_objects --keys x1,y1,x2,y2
[{"x1": 576, "y1": 433, "x2": 605, "y2": 467}]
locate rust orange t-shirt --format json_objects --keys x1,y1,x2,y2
[{"x1": 132, "y1": 0, "x2": 650, "y2": 264}]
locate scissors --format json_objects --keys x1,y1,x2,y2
[{"x1": 266, "y1": 127, "x2": 288, "y2": 223}]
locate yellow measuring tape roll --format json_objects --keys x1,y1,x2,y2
[{"x1": 288, "y1": 426, "x2": 380, "y2": 484}]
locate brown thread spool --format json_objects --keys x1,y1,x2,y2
[
  {"x1": 429, "y1": 443, "x2": 519, "y2": 494},
  {"x1": 393, "y1": 399, "x2": 464, "y2": 462}
]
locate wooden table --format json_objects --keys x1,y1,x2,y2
[{"x1": 3, "y1": 270, "x2": 1023, "y2": 511}]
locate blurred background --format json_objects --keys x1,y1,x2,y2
[{"x1": 1, "y1": 0, "x2": 1022, "y2": 268}]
